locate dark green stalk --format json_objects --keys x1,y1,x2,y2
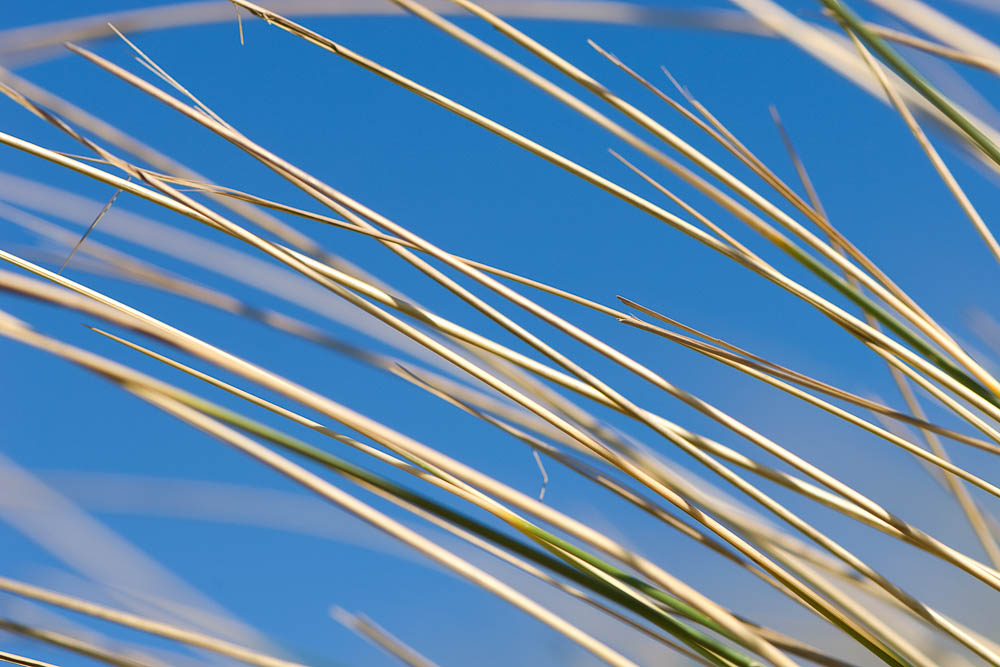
[
  {"x1": 168, "y1": 391, "x2": 760, "y2": 666},
  {"x1": 779, "y1": 238, "x2": 999, "y2": 406},
  {"x1": 818, "y1": 0, "x2": 1000, "y2": 167}
]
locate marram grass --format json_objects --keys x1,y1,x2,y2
[{"x1": 1, "y1": 0, "x2": 1000, "y2": 665}]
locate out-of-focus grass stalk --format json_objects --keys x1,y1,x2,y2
[{"x1": 4, "y1": 2, "x2": 1000, "y2": 665}]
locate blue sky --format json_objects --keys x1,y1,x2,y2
[{"x1": 2, "y1": 1, "x2": 1000, "y2": 665}]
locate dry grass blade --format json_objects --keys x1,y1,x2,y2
[
  {"x1": 107, "y1": 23, "x2": 229, "y2": 129},
  {"x1": 55, "y1": 183, "x2": 124, "y2": 275},
  {"x1": 9, "y1": 47, "x2": 993, "y2": 433},
  {"x1": 24, "y1": 43, "x2": 909, "y2": 662},
  {"x1": 865, "y1": 0, "x2": 1000, "y2": 63},
  {"x1": 728, "y1": 0, "x2": 1000, "y2": 174},
  {"x1": 83, "y1": 327, "x2": 784, "y2": 666},
  {"x1": 769, "y1": 103, "x2": 1000, "y2": 570},
  {"x1": 234, "y1": 4, "x2": 245, "y2": 46},
  {"x1": 0, "y1": 575, "x2": 303, "y2": 667},
  {"x1": 618, "y1": 295, "x2": 1000, "y2": 454},
  {"x1": 649, "y1": 65, "x2": 824, "y2": 224},
  {"x1": 1, "y1": 120, "x2": 992, "y2": 664},
  {"x1": 0, "y1": 67, "x2": 329, "y2": 258},
  {"x1": 0, "y1": 310, "x2": 682, "y2": 666},
  {"x1": 0, "y1": 294, "x2": 924, "y2": 664},
  {"x1": 53, "y1": 25, "x2": 986, "y2": 559},
  {"x1": 618, "y1": 314, "x2": 1000, "y2": 512},
  {"x1": 0, "y1": 618, "x2": 156, "y2": 667},
  {"x1": 0, "y1": 214, "x2": 959, "y2": 664},
  {"x1": 4, "y1": 2, "x2": 1000, "y2": 664},
  {"x1": 0, "y1": 259, "x2": 773, "y2": 665},
  {"x1": 841, "y1": 28, "x2": 1000, "y2": 571},
  {"x1": 0, "y1": 2, "x2": 770, "y2": 64},
  {"x1": 392, "y1": 366, "x2": 895, "y2": 667},
  {"x1": 72, "y1": 280, "x2": 997, "y2": 614},
  {"x1": 847, "y1": 30, "x2": 1000, "y2": 264},
  {"x1": 331, "y1": 608, "x2": 437, "y2": 667},
  {"x1": 863, "y1": 22, "x2": 1000, "y2": 76},
  {"x1": 430, "y1": 0, "x2": 1000, "y2": 405},
  {"x1": 221, "y1": 0, "x2": 999, "y2": 417},
  {"x1": 0, "y1": 651, "x2": 60, "y2": 667},
  {"x1": 132, "y1": 389, "x2": 643, "y2": 667}
]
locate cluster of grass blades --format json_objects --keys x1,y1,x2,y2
[{"x1": 2, "y1": 0, "x2": 1000, "y2": 665}]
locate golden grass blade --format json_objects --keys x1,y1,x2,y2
[
  {"x1": 6, "y1": 71, "x2": 993, "y2": 437},
  {"x1": 424, "y1": 0, "x2": 1000, "y2": 401},
  {"x1": 57, "y1": 245, "x2": 948, "y2": 575},
  {"x1": 0, "y1": 104, "x2": 978, "y2": 658},
  {"x1": 646, "y1": 65, "x2": 823, "y2": 223},
  {"x1": 620, "y1": 297, "x2": 1000, "y2": 454},
  {"x1": 0, "y1": 234, "x2": 976, "y2": 665},
  {"x1": 363, "y1": 483, "x2": 726, "y2": 665},
  {"x1": 396, "y1": 355, "x2": 1000, "y2": 615},
  {"x1": 653, "y1": 64, "x2": 958, "y2": 358},
  {"x1": 72, "y1": 324, "x2": 900, "y2": 664},
  {"x1": 606, "y1": 150, "x2": 758, "y2": 258},
  {"x1": 69, "y1": 331, "x2": 787, "y2": 665},
  {"x1": 597, "y1": 460, "x2": 937, "y2": 666},
  {"x1": 0, "y1": 314, "x2": 720, "y2": 666},
  {"x1": 234, "y1": 4, "x2": 245, "y2": 46},
  {"x1": 768, "y1": 106, "x2": 829, "y2": 220},
  {"x1": 768, "y1": 102, "x2": 1000, "y2": 465},
  {"x1": 83, "y1": 325, "x2": 798, "y2": 666},
  {"x1": 83, "y1": 296, "x2": 1000, "y2": 609},
  {"x1": 618, "y1": 315, "x2": 1000, "y2": 517},
  {"x1": 1, "y1": 153, "x2": 992, "y2": 612},
  {"x1": 209, "y1": 1, "x2": 1000, "y2": 421},
  {"x1": 395, "y1": 364, "x2": 748, "y2": 563},
  {"x1": 106, "y1": 23, "x2": 230, "y2": 130},
  {"x1": 621, "y1": 293, "x2": 1000, "y2": 455},
  {"x1": 2, "y1": 112, "x2": 633, "y2": 514},
  {"x1": 394, "y1": 362, "x2": 933, "y2": 667},
  {"x1": 4, "y1": 2, "x2": 1000, "y2": 663},
  {"x1": 51, "y1": 31, "x2": 990, "y2": 563},
  {"x1": 0, "y1": 651, "x2": 61, "y2": 667},
  {"x1": 586, "y1": 39, "x2": 803, "y2": 226},
  {"x1": 0, "y1": 263, "x2": 787, "y2": 665},
  {"x1": 0, "y1": 179, "x2": 456, "y2": 378}
]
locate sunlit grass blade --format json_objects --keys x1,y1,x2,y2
[
  {"x1": 400, "y1": 0, "x2": 1000, "y2": 402},
  {"x1": 0, "y1": 618, "x2": 155, "y2": 667},
  {"x1": 81, "y1": 327, "x2": 784, "y2": 666},
  {"x1": 0, "y1": 574, "x2": 304, "y2": 667},
  {"x1": 0, "y1": 650, "x2": 61, "y2": 667},
  {"x1": 0, "y1": 236, "x2": 976, "y2": 665}
]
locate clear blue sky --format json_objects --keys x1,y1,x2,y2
[{"x1": 2, "y1": 1, "x2": 1000, "y2": 665}]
